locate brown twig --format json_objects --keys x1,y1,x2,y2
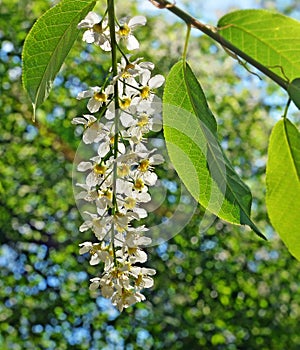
[{"x1": 149, "y1": 0, "x2": 175, "y2": 8}]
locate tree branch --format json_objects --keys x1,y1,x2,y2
[{"x1": 149, "y1": 0, "x2": 288, "y2": 90}]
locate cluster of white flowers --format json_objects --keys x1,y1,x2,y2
[{"x1": 73, "y1": 11, "x2": 165, "y2": 311}]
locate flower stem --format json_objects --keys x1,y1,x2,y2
[{"x1": 107, "y1": 0, "x2": 119, "y2": 266}]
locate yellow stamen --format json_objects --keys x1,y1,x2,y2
[
  {"x1": 128, "y1": 246, "x2": 138, "y2": 255},
  {"x1": 93, "y1": 23, "x2": 103, "y2": 33},
  {"x1": 90, "y1": 248, "x2": 97, "y2": 255},
  {"x1": 138, "y1": 159, "x2": 150, "y2": 172},
  {"x1": 140, "y1": 86, "x2": 150, "y2": 99},
  {"x1": 137, "y1": 114, "x2": 149, "y2": 127},
  {"x1": 121, "y1": 71, "x2": 131, "y2": 79},
  {"x1": 119, "y1": 97, "x2": 131, "y2": 109},
  {"x1": 111, "y1": 268, "x2": 123, "y2": 279},
  {"x1": 85, "y1": 119, "x2": 96, "y2": 128},
  {"x1": 118, "y1": 164, "x2": 130, "y2": 177},
  {"x1": 94, "y1": 91, "x2": 107, "y2": 102},
  {"x1": 94, "y1": 164, "x2": 107, "y2": 175},
  {"x1": 118, "y1": 24, "x2": 130, "y2": 37},
  {"x1": 125, "y1": 197, "x2": 136, "y2": 209},
  {"x1": 134, "y1": 178, "x2": 144, "y2": 191},
  {"x1": 114, "y1": 212, "x2": 128, "y2": 232},
  {"x1": 122, "y1": 63, "x2": 135, "y2": 79},
  {"x1": 136, "y1": 273, "x2": 144, "y2": 287},
  {"x1": 101, "y1": 189, "x2": 113, "y2": 201}
]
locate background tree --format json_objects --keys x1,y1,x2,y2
[{"x1": 1, "y1": 0, "x2": 300, "y2": 348}]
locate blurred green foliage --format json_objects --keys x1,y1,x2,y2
[{"x1": 1, "y1": 0, "x2": 300, "y2": 349}]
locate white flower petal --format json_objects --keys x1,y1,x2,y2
[
  {"x1": 79, "y1": 221, "x2": 92, "y2": 232},
  {"x1": 136, "y1": 236, "x2": 152, "y2": 246},
  {"x1": 86, "y1": 172, "x2": 98, "y2": 187},
  {"x1": 82, "y1": 30, "x2": 97, "y2": 44},
  {"x1": 98, "y1": 142, "x2": 110, "y2": 157},
  {"x1": 104, "y1": 103, "x2": 115, "y2": 120},
  {"x1": 151, "y1": 116, "x2": 162, "y2": 132},
  {"x1": 90, "y1": 254, "x2": 101, "y2": 265},
  {"x1": 85, "y1": 114, "x2": 97, "y2": 123},
  {"x1": 149, "y1": 75, "x2": 165, "y2": 89},
  {"x1": 120, "y1": 113, "x2": 135, "y2": 128},
  {"x1": 77, "y1": 89, "x2": 93, "y2": 100},
  {"x1": 75, "y1": 190, "x2": 88, "y2": 200},
  {"x1": 79, "y1": 242, "x2": 93, "y2": 254},
  {"x1": 150, "y1": 154, "x2": 164, "y2": 165},
  {"x1": 83, "y1": 127, "x2": 99, "y2": 144},
  {"x1": 128, "y1": 16, "x2": 147, "y2": 28},
  {"x1": 137, "y1": 192, "x2": 151, "y2": 202},
  {"x1": 144, "y1": 172, "x2": 157, "y2": 186},
  {"x1": 78, "y1": 11, "x2": 100, "y2": 28},
  {"x1": 101, "y1": 285, "x2": 114, "y2": 298},
  {"x1": 71, "y1": 117, "x2": 86, "y2": 125},
  {"x1": 90, "y1": 155, "x2": 102, "y2": 163},
  {"x1": 118, "y1": 143, "x2": 126, "y2": 154},
  {"x1": 105, "y1": 84, "x2": 114, "y2": 95},
  {"x1": 77, "y1": 161, "x2": 92, "y2": 171},
  {"x1": 135, "y1": 291, "x2": 146, "y2": 301},
  {"x1": 143, "y1": 276, "x2": 154, "y2": 288},
  {"x1": 100, "y1": 40, "x2": 112, "y2": 52},
  {"x1": 89, "y1": 279, "x2": 101, "y2": 290},
  {"x1": 87, "y1": 98, "x2": 101, "y2": 113},
  {"x1": 139, "y1": 62, "x2": 155, "y2": 71},
  {"x1": 134, "y1": 207, "x2": 148, "y2": 219},
  {"x1": 126, "y1": 35, "x2": 139, "y2": 51},
  {"x1": 142, "y1": 267, "x2": 156, "y2": 275},
  {"x1": 135, "y1": 250, "x2": 148, "y2": 263},
  {"x1": 140, "y1": 70, "x2": 151, "y2": 86}
]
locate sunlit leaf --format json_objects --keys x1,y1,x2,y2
[
  {"x1": 218, "y1": 10, "x2": 300, "y2": 83},
  {"x1": 22, "y1": 0, "x2": 96, "y2": 119},
  {"x1": 266, "y1": 118, "x2": 300, "y2": 260},
  {"x1": 288, "y1": 78, "x2": 300, "y2": 109},
  {"x1": 163, "y1": 60, "x2": 264, "y2": 238}
]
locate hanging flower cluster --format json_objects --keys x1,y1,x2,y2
[{"x1": 73, "y1": 11, "x2": 165, "y2": 311}]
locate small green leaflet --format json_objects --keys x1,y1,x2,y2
[
  {"x1": 288, "y1": 78, "x2": 300, "y2": 110},
  {"x1": 266, "y1": 118, "x2": 300, "y2": 260},
  {"x1": 218, "y1": 10, "x2": 300, "y2": 83},
  {"x1": 163, "y1": 60, "x2": 264, "y2": 239},
  {"x1": 22, "y1": 0, "x2": 96, "y2": 120}
]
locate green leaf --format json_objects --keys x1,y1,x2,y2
[
  {"x1": 22, "y1": 0, "x2": 96, "y2": 118},
  {"x1": 288, "y1": 78, "x2": 300, "y2": 109},
  {"x1": 163, "y1": 60, "x2": 264, "y2": 238},
  {"x1": 266, "y1": 118, "x2": 300, "y2": 260},
  {"x1": 218, "y1": 10, "x2": 300, "y2": 82}
]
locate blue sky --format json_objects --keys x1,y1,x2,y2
[
  {"x1": 138, "y1": 0, "x2": 258, "y2": 19},
  {"x1": 139, "y1": 0, "x2": 300, "y2": 22}
]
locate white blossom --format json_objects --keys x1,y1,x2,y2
[
  {"x1": 78, "y1": 12, "x2": 111, "y2": 51},
  {"x1": 116, "y1": 56, "x2": 154, "y2": 82},
  {"x1": 135, "y1": 70, "x2": 165, "y2": 101},
  {"x1": 116, "y1": 16, "x2": 146, "y2": 50},
  {"x1": 96, "y1": 121, "x2": 126, "y2": 157},
  {"x1": 112, "y1": 286, "x2": 146, "y2": 312},
  {"x1": 72, "y1": 114, "x2": 103, "y2": 144},
  {"x1": 130, "y1": 266, "x2": 156, "y2": 289},
  {"x1": 76, "y1": 11, "x2": 164, "y2": 311},
  {"x1": 79, "y1": 211, "x2": 110, "y2": 240},
  {"x1": 77, "y1": 85, "x2": 113, "y2": 113},
  {"x1": 77, "y1": 154, "x2": 112, "y2": 188}
]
